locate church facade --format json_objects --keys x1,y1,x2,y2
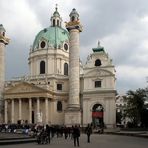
[{"x1": 2, "y1": 7, "x2": 116, "y2": 128}]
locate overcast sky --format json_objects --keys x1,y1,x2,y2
[{"x1": 1, "y1": 0, "x2": 148, "y2": 94}]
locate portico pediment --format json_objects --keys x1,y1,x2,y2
[
  {"x1": 84, "y1": 69, "x2": 114, "y2": 77},
  {"x1": 4, "y1": 82, "x2": 48, "y2": 94}
]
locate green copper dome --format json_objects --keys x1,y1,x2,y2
[{"x1": 32, "y1": 26, "x2": 69, "y2": 51}]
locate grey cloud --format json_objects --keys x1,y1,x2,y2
[
  {"x1": 1, "y1": 0, "x2": 148, "y2": 94},
  {"x1": 116, "y1": 74, "x2": 147, "y2": 94},
  {"x1": 5, "y1": 39, "x2": 29, "y2": 80},
  {"x1": 76, "y1": 0, "x2": 148, "y2": 47}
]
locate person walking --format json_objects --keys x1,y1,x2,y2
[
  {"x1": 46, "y1": 124, "x2": 51, "y2": 144},
  {"x1": 73, "y1": 125, "x2": 80, "y2": 147},
  {"x1": 85, "y1": 124, "x2": 92, "y2": 143}
]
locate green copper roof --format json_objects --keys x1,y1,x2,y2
[
  {"x1": 32, "y1": 26, "x2": 69, "y2": 50},
  {"x1": 53, "y1": 9, "x2": 60, "y2": 17},
  {"x1": 92, "y1": 41, "x2": 105, "y2": 52},
  {"x1": 92, "y1": 47, "x2": 104, "y2": 52}
]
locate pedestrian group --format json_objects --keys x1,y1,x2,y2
[{"x1": 35, "y1": 123, "x2": 93, "y2": 146}]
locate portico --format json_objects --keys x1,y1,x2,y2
[{"x1": 4, "y1": 82, "x2": 53, "y2": 124}]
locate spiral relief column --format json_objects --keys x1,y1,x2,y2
[
  {"x1": 65, "y1": 9, "x2": 82, "y2": 125},
  {"x1": 0, "y1": 24, "x2": 9, "y2": 123}
]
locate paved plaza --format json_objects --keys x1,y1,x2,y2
[{"x1": 1, "y1": 134, "x2": 148, "y2": 148}]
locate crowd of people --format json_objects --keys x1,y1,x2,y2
[
  {"x1": 0, "y1": 123, "x2": 96, "y2": 146},
  {"x1": 35, "y1": 124, "x2": 82, "y2": 146},
  {"x1": 0, "y1": 123, "x2": 30, "y2": 133}
]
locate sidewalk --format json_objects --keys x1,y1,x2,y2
[
  {"x1": 104, "y1": 128, "x2": 148, "y2": 139},
  {"x1": 1, "y1": 129, "x2": 148, "y2": 145}
]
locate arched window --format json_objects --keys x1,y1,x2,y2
[
  {"x1": 95, "y1": 59, "x2": 101, "y2": 66},
  {"x1": 92, "y1": 104, "x2": 103, "y2": 112},
  {"x1": 64, "y1": 63, "x2": 68, "y2": 75},
  {"x1": 57, "y1": 101, "x2": 62, "y2": 111},
  {"x1": 40, "y1": 41, "x2": 46, "y2": 48},
  {"x1": 53, "y1": 19, "x2": 55, "y2": 26},
  {"x1": 40, "y1": 61, "x2": 45, "y2": 74}
]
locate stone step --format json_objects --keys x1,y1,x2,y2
[{"x1": 0, "y1": 138, "x2": 36, "y2": 145}]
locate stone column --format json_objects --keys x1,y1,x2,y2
[
  {"x1": 0, "y1": 42, "x2": 5, "y2": 123},
  {"x1": 18, "y1": 98, "x2": 22, "y2": 121},
  {"x1": 65, "y1": 8, "x2": 82, "y2": 125},
  {"x1": 11, "y1": 99, "x2": 14, "y2": 123},
  {"x1": 37, "y1": 98, "x2": 40, "y2": 114},
  {"x1": 68, "y1": 29, "x2": 80, "y2": 108},
  {"x1": 4, "y1": 100, "x2": 8, "y2": 123},
  {"x1": 36, "y1": 98, "x2": 40, "y2": 123},
  {"x1": 0, "y1": 24, "x2": 9, "y2": 123},
  {"x1": 29, "y1": 98, "x2": 32, "y2": 123},
  {"x1": 45, "y1": 98, "x2": 49, "y2": 124}
]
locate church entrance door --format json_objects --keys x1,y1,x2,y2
[{"x1": 92, "y1": 104, "x2": 104, "y2": 129}]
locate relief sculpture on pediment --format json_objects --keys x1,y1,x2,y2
[
  {"x1": 6, "y1": 84, "x2": 41, "y2": 94},
  {"x1": 86, "y1": 69, "x2": 112, "y2": 77}
]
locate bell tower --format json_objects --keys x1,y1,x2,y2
[
  {"x1": 0, "y1": 24, "x2": 9, "y2": 123},
  {"x1": 65, "y1": 9, "x2": 82, "y2": 125}
]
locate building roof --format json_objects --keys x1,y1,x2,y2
[
  {"x1": 92, "y1": 41, "x2": 105, "y2": 52},
  {"x1": 32, "y1": 26, "x2": 69, "y2": 51}
]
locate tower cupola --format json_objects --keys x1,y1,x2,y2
[
  {"x1": 0, "y1": 24, "x2": 9, "y2": 45},
  {"x1": 69, "y1": 8, "x2": 79, "y2": 22},
  {"x1": 66, "y1": 8, "x2": 82, "y2": 32},
  {"x1": 0, "y1": 24, "x2": 6, "y2": 37},
  {"x1": 50, "y1": 4, "x2": 62, "y2": 27}
]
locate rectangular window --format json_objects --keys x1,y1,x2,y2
[
  {"x1": 95, "y1": 81, "x2": 101, "y2": 88},
  {"x1": 57, "y1": 84, "x2": 62, "y2": 90}
]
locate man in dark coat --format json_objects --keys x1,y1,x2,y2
[{"x1": 73, "y1": 125, "x2": 80, "y2": 147}]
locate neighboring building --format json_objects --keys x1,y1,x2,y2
[
  {"x1": 116, "y1": 95, "x2": 126, "y2": 113},
  {"x1": 116, "y1": 95, "x2": 131, "y2": 127},
  {"x1": 116, "y1": 95, "x2": 126, "y2": 126},
  {"x1": 3, "y1": 7, "x2": 116, "y2": 128}
]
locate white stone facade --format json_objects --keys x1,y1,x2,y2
[{"x1": 82, "y1": 50, "x2": 116, "y2": 128}]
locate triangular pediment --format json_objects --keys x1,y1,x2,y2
[
  {"x1": 4, "y1": 82, "x2": 48, "y2": 94},
  {"x1": 84, "y1": 69, "x2": 114, "y2": 77}
]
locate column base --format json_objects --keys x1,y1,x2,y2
[{"x1": 64, "y1": 108, "x2": 81, "y2": 126}]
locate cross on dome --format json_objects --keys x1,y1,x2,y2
[{"x1": 55, "y1": 4, "x2": 58, "y2": 11}]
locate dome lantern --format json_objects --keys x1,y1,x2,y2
[
  {"x1": 50, "y1": 4, "x2": 62, "y2": 27},
  {"x1": 0, "y1": 24, "x2": 9, "y2": 45}
]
